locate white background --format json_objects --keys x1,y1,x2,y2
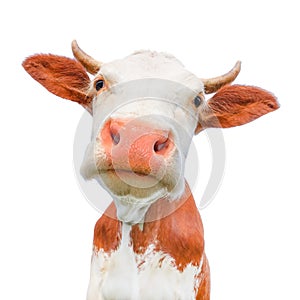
[{"x1": 1, "y1": 0, "x2": 299, "y2": 299}]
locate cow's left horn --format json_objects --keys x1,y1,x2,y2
[
  {"x1": 71, "y1": 40, "x2": 102, "y2": 75},
  {"x1": 202, "y1": 61, "x2": 241, "y2": 94}
]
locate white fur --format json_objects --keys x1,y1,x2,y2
[
  {"x1": 98, "y1": 50, "x2": 202, "y2": 90},
  {"x1": 87, "y1": 224, "x2": 202, "y2": 300}
]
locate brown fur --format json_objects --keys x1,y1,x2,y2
[
  {"x1": 93, "y1": 186, "x2": 205, "y2": 272},
  {"x1": 22, "y1": 54, "x2": 92, "y2": 105},
  {"x1": 130, "y1": 185, "x2": 205, "y2": 272},
  {"x1": 93, "y1": 203, "x2": 122, "y2": 252},
  {"x1": 195, "y1": 85, "x2": 279, "y2": 133},
  {"x1": 196, "y1": 254, "x2": 210, "y2": 299}
]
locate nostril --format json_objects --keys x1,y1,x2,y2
[
  {"x1": 154, "y1": 135, "x2": 170, "y2": 154},
  {"x1": 110, "y1": 124, "x2": 121, "y2": 145},
  {"x1": 111, "y1": 131, "x2": 120, "y2": 145},
  {"x1": 154, "y1": 140, "x2": 167, "y2": 152}
]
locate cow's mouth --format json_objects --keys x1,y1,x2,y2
[
  {"x1": 99, "y1": 168, "x2": 162, "y2": 189},
  {"x1": 99, "y1": 168, "x2": 156, "y2": 177},
  {"x1": 114, "y1": 169, "x2": 150, "y2": 177}
]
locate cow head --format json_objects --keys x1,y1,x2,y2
[{"x1": 23, "y1": 41, "x2": 279, "y2": 223}]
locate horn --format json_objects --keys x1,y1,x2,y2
[
  {"x1": 202, "y1": 61, "x2": 241, "y2": 94},
  {"x1": 71, "y1": 40, "x2": 102, "y2": 75}
]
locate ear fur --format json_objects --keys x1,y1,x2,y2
[
  {"x1": 22, "y1": 54, "x2": 92, "y2": 105},
  {"x1": 196, "y1": 85, "x2": 279, "y2": 133}
]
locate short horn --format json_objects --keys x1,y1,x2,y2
[
  {"x1": 71, "y1": 40, "x2": 101, "y2": 75},
  {"x1": 202, "y1": 61, "x2": 241, "y2": 94}
]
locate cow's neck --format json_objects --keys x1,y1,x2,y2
[{"x1": 93, "y1": 183, "x2": 204, "y2": 270}]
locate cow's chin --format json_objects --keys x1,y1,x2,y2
[{"x1": 96, "y1": 170, "x2": 185, "y2": 224}]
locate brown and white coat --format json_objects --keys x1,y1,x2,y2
[{"x1": 23, "y1": 41, "x2": 279, "y2": 299}]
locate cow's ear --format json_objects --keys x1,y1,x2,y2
[
  {"x1": 195, "y1": 85, "x2": 279, "y2": 133},
  {"x1": 22, "y1": 54, "x2": 93, "y2": 108}
]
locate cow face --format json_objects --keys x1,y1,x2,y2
[
  {"x1": 23, "y1": 41, "x2": 279, "y2": 224},
  {"x1": 80, "y1": 51, "x2": 204, "y2": 223}
]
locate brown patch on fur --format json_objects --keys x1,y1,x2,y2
[
  {"x1": 195, "y1": 85, "x2": 279, "y2": 133},
  {"x1": 93, "y1": 202, "x2": 122, "y2": 252},
  {"x1": 196, "y1": 254, "x2": 210, "y2": 299},
  {"x1": 130, "y1": 185, "x2": 205, "y2": 272},
  {"x1": 22, "y1": 54, "x2": 92, "y2": 105}
]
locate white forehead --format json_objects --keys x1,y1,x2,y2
[{"x1": 99, "y1": 50, "x2": 203, "y2": 92}]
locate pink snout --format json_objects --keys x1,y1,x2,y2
[{"x1": 100, "y1": 119, "x2": 174, "y2": 177}]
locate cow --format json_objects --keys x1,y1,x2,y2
[{"x1": 22, "y1": 41, "x2": 279, "y2": 299}]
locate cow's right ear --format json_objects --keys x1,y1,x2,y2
[{"x1": 22, "y1": 54, "x2": 93, "y2": 111}]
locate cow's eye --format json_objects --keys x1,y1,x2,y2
[
  {"x1": 193, "y1": 95, "x2": 202, "y2": 108},
  {"x1": 95, "y1": 79, "x2": 105, "y2": 91}
]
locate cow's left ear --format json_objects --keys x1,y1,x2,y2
[
  {"x1": 195, "y1": 85, "x2": 279, "y2": 133},
  {"x1": 22, "y1": 54, "x2": 93, "y2": 111}
]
